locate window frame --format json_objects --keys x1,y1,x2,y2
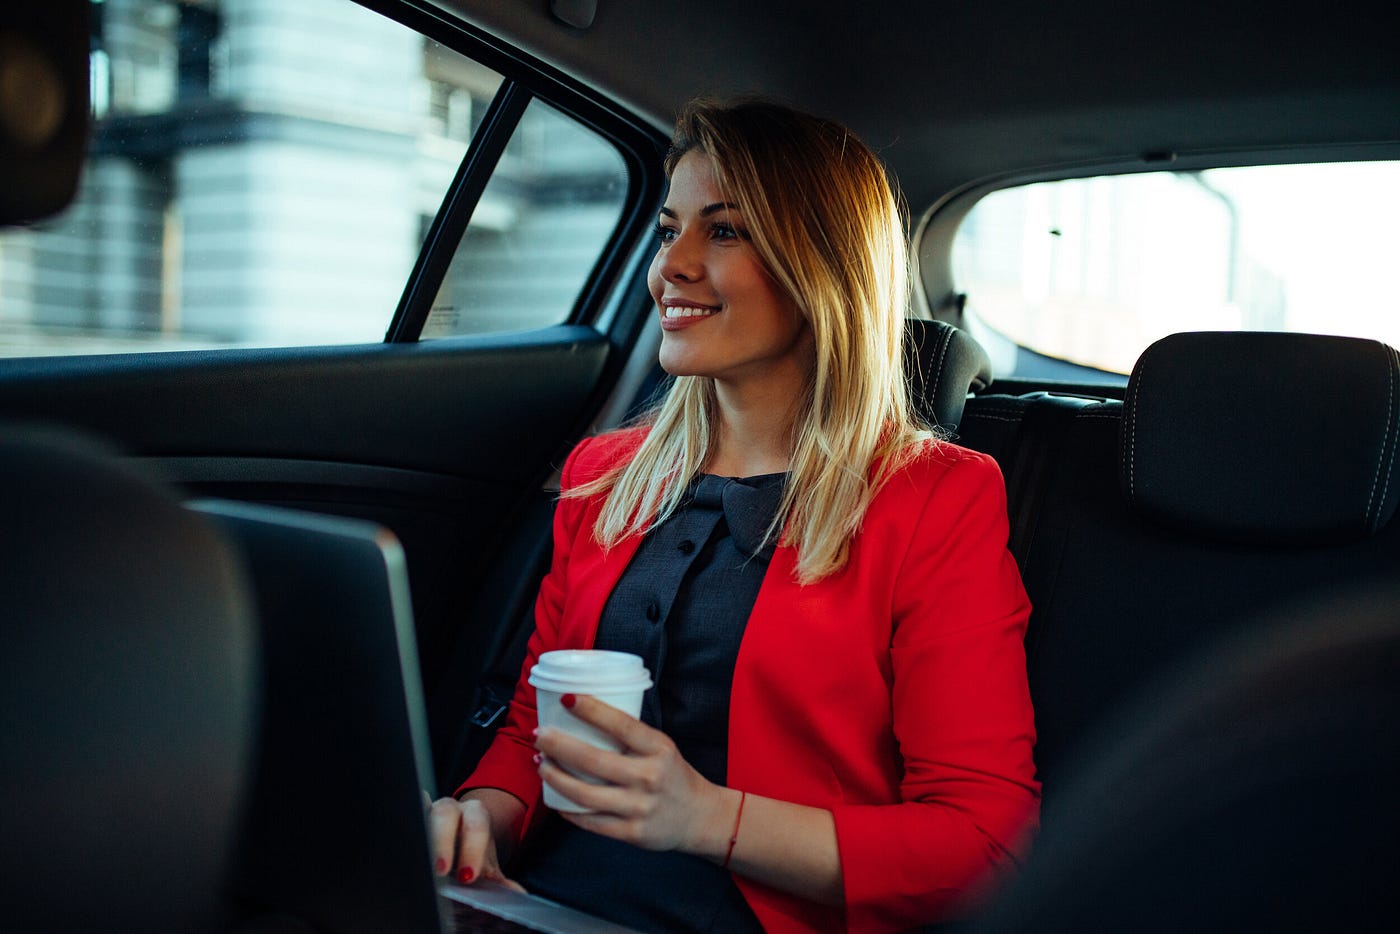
[
  {"x1": 914, "y1": 141, "x2": 1400, "y2": 380},
  {"x1": 362, "y1": 0, "x2": 667, "y2": 345}
]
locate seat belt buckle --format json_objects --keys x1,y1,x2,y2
[{"x1": 468, "y1": 685, "x2": 509, "y2": 729}]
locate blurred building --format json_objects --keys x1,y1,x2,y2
[{"x1": 0, "y1": 0, "x2": 626, "y2": 355}]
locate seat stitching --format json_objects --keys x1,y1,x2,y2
[
  {"x1": 932, "y1": 326, "x2": 953, "y2": 400},
  {"x1": 1124, "y1": 344, "x2": 1155, "y2": 505},
  {"x1": 1365, "y1": 345, "x2": 1397, "y2": 530},
  {"x1": 1382, "y1": 348, "x2": 1400, "y2": 522},
  {"x1": 964, "y1": 406, "x2": 1031, "y2": 418},
  {"x1": 1363, "y1": 345, "x2": 1391, "y2": 527},
  {"x1": 962, "y1": 413, "x2": 1023, "y2": 423}
]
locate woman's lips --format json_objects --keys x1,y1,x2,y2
[{"x1": 660, "y1": 301, "x2": 720, "y2": 330}]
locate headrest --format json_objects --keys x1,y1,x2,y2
[
  {"x1": 0, "y1": 424, "x2": 256, "y2": 930},
  {"x1": 1121, "y1": 331, "x2": 1400, "y2": 544},
  {"x1": 904, "y1": 318, "x2": 993, "y2": 432},
  {"x1": 0, "y1": 1, "x2": 89, "y2": 224}
]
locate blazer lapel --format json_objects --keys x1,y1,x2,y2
[{"x1": 566, "y1": 528, "x2": 643, "y2": 648}]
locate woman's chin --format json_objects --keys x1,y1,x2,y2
[{"x1": 657, "y1": 352, "x2": 704, "y2": 379}]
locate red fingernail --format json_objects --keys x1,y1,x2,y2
[
  {"x1": 561, "y1": 693, "x2": 577, "y2": 709},
  {"x1": 435, "y1": 857, "x2": 447, "y2": 874},
  {"x1": 458, "y1": 866, "x2": 475, "y2": 883}
]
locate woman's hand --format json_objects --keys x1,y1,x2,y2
[
  {"x1": 426, "y1": 790, "x2": 527, "y2": 892},
  {"x1": 535, "y1": 693, "x2": 739, "y2": 860}
]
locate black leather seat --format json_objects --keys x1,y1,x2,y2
[
  {"x1": 973, "y1": 581, "x2": 1400, "y2": 933},
  {"x1": 904, "y1": 318, "x2": 993, "y2": 432},
  {"x1": 960, "y1": 330, "x2": 1400, "y2": 804},
  {"x1": 0, "y1": 426, "x2": 258, "y2": 931},
  {"x1": 946, "y1": 330, "x2": 1400, "y2": 928}
]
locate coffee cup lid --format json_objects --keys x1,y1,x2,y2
[{"x1": 528, "y1": 650, "x2": 652, "y2": 693}]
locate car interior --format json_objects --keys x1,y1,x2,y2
[{"x1": 1, "y1": 0, "x2": 1397, "y2": 931}]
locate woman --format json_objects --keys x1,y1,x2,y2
[{"x1": 428, "y1": 98, "x2": 1038, "y2": 933}]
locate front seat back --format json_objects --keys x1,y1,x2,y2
[
  {"x1": 974, "y1": 582, "x2": 1400, "y2": 933},
  {"x1": 0, "y1": 426, "x2": 258, "y2": 931}
]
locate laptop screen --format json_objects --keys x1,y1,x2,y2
[
  {"x1": 190, "y1": 499, "x2": 444, "y2": 934},
  {"x1": 191, "y1": 499, "x2": 640, "y2": 934}
]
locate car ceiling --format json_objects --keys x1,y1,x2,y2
[{"x1": 435, "y1": 0, "x2": 1400, "y2": 211}]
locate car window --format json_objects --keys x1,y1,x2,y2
[
  {"x1": 420, "y1": 98, "x2": 629, "y2": 339},
  {"x1": 0, "y1": 0, "x2": 628, "y2": 358},
  {"x1": 951, "y1": 162, "x2": 1400, "y2": 375}
]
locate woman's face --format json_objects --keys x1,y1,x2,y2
[{"x1": 648, "y1": 152, "x2": 811, "y2": 393}]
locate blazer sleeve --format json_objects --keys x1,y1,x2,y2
[
  {"x1": 832, "y1": 451, "x2": 1040, "y2": 930},
  {"x1": 454, "y1": 436, "x2": 595, "y2": 835}
]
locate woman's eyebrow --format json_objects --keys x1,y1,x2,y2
[{"x1": 658, "y1": 202, "x2": 740, "y2": 218}]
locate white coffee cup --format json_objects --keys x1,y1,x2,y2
[{"x1": 528, "y1": 650, "x2": 653, "y2": 813}]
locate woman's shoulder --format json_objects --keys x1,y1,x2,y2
[
  {"x1": 876, "y1": 438, "x2": 1006, "y2": 507},
  {"x1": 561, "y1": 426, "x2": 650, "y2": 488},
  {"x1": 893, "y1": 436, "x2": 1002, "y2": 481},
  {"x1": 855, "y1": 440, "x2": 1013, "y2": 556}
]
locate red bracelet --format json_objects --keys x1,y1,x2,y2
[{"x1": 721, "y1": 790, "x2": 747, "y2": 869}]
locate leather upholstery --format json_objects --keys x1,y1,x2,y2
[
  {"x1": 1122, "y1": 331, "x2": 1400, "y2": 544},
  {"x1": 904, "y1": 318, "x2": 993, "y2": 432},
  {"x1": 974, "y1": 581, "x2": 1400, "y2": 933},
  {"x1": 956, "y1": 330, "x2": 1400, "y2": 805},
  {"x1": 0, "y1": 425, "x2": 256, "y2": 931}
]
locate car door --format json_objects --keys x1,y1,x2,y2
[{"x1": 0, "y1": 0, "x2": 665, "y2": 790}]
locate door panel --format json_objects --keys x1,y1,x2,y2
[
  {"x1": 0, "y1": 324, "x2": 611, "y2": 726},
  {"x1": 0, "y1": 326, "x2": 606, "y2": 474}
]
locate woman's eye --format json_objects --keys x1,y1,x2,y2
[
  {"x1": 654, "y1": 224, "x2": 678, "y2": 244},
  {"x1": 711, "y1": 223, "x2": 739, "y2": 241}
]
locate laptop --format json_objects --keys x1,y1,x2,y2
[{"x1": 189, "y1": 499, "x2": 638, "y2": 934}]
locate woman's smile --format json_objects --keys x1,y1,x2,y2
[{"x1": 660, "y1": 297, "x2": 721, "y2": 329}]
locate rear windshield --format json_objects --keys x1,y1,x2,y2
[{"x1": 952, "y1": 161, "x2": 1400, "y2": 375}]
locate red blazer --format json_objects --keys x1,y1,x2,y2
[{"x1": 463, "y1": 428, "x2": 1039, "y2": 933}]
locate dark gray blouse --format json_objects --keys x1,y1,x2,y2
[{"x1": 518, "y1": 472, "x2": 785, "y2": 934}]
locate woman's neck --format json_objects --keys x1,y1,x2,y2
[{"x1": 706, "y1": 380, "x2": 802, "y2": 477}]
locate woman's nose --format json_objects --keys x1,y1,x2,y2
[{"x1": 659, "y1": 229, "x2": 703, "y2": 282}]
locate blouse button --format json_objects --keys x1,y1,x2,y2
[
  {"x1": 678, "y1": 539, "x2": 695, "y2": 555},
  {"x1": 645, "y1": 602, "x2": 661, "y2": 622}
]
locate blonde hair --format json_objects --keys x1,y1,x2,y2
[{"x1": 573, "y1": 98, "x2": 931, "y2": 583}]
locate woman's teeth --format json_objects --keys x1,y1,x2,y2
[{"x1": 665, "y1": 306, "x2": 719, "y2": 318}]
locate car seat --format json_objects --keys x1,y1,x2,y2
[
  {"x1": 972, "y1": 580, "x2": 1400, "y2": 932},
  {"x1": 0, "y1": 426, "x2": 258, "y2": 931}
]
